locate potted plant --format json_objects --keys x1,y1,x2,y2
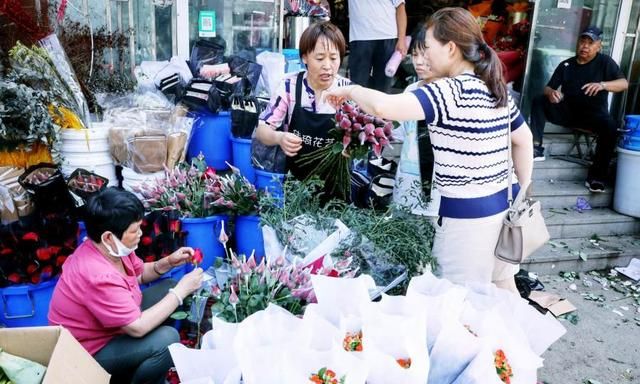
[{"x1": 136, "y1": 154, "x2": 231, "y2": 270}]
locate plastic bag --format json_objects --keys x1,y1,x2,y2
[
  {"x1": 127, "y1": 135, "x2": 167, "y2": 173},
  {"x1": 230, "y1": 96, "x2": 259, "y2": 138},
  {"x1": 189, "y1": 38, "x2": 226, "y2": 76},
  {"x1": 181, "y1": 79, "x2": 222, "y2": 114},
  {"x1": 256, "y1": 51, "x2": 285, "y2": 97},
  {"x1": 18, "y1": 163, "x2": 75, "y2": 214},
  {"x1": 166, "y1": 107, "x2": 195, "y2": 169},
  {"x1": 251, "y1": 127, "x2": 287, "y2": 174}
]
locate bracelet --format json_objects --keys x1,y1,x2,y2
[
  {"x1": 153, "y1": 261, "x2": 164, "y2": 275},
  {"x1": 168, "y1": 288, "x2": 183, "y2": 306}
]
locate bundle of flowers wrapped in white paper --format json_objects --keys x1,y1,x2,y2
[{"x1": 169, "y1": 272, "x2": 566, "y2": 384}]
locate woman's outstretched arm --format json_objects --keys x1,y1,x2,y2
[{"x1": 325, "y1": 85, "x2": 426, "y2": 122}]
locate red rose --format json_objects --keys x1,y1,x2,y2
[
  {"x1": 7, "y1": 273, "x2": 21, "y2": 284},
  {"x1": 48, "y1": 246, "x2": 62, "y2": 255},
  {"x1": 169, "y1": 220, "x2": 180, "y2": 233},
  {"x1": 30, "y1": 274, "x2": 41, "y2": 284},
  {"x1": 22, "y1": 232, "x2": 39, "y2": 241},
  {"x1": 203, "y1": 166, "x2": 216, "y2": 179},
  {"x1": 41, "y1": 265, "x2": 53, "y2": 280},
  {"x1": 26, "y1": 263, "x2": 39, "y2": 275},
  {"x1": 36, "y1": 248, "x2": 52, "y2": 261},
  {"x1": 144, "y1": 255, "x2": 156, "y2": 263},
  {"x1": 0, "y1": 248, "x2": 13, "y2": 256},
  {"x1": 55, "y1": 255, "x2": 67, "y2": 267},
  {"x1": 141, "y1": 236, "x2": 152, "y2": 246},
  {"x1": 192, "y1": 248, "x2": 204, "y2": 266}
]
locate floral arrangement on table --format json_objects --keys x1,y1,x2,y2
[
  {"x1": 296, "y1": 102, "x2": 395, "y2": 199},
  {"x1": 136, "y1": 154, "x2": 229, "y2": 218},
  {"x1": 210, "y1": 251, "x2": 355, "y2": 323},
  {"x1": 309, "y1": 367, "x2": 345, "y2": 384}
]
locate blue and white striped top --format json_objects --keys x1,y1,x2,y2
[{"x1": 411, "y1": 73, "x2": 526, "y2": 219}]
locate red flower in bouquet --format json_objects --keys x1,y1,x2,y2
[
  {"x1": 22, "y1": 232, "x2": 39, "y2": 242},
  {"x1": 494, "y1": 349, "x2": 514, "y2": 384},
  {"x1": 343, "y1": 330, "x2": 363, "y2": 352},
  {"x1": 396, "y1": 358, "x2": 412, "y2": 369},
  {"x1": 309, "y1": 367, "x2": 345, "y2": 384},
  {"x1": 297, "y1": 102, "x2": 394, "y2": 199}
]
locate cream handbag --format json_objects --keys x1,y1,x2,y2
[{"x1": 495, "y1": 108, "x2": 550, "y2": 264}]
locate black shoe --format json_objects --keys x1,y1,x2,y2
[
  {"x1": 533, "y1": 145, "x2": 545, "y2": 162},
  {"x1": 585, "y1": 180, "x2": 605, "y2": 193}
]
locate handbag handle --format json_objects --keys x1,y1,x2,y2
[{"x1": 505, "y1": 102, "x2": 531, "y2": 211}]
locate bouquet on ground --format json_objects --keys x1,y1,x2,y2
[
  {"x1": 136, "y1": 154, "x2": 229, "y2": 218},
  {"x1": 296, "y1": 102, "x2": 394, "y2": 199}
]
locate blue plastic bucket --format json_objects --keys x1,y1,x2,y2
[
  {"x1": 255, "y1": 169, "x2": 285, "y2": 206},
  {"x1": 234, "y1": 215, "x2": 265, "y2": 263},
  {"x1": 622, "y1": 115, "x2": 640, "y2": 151},
  {"x1": 140, "y1": 264, "x2": 187, "y2": 290},
  {"x1": 0, "y1": 278, "x2": 58, "y2": 327},
  {"x1": 231, "y1": 136, "x2": 256, "y2": 183},
  {"x1": 181, "y1": 215, "x2": 229, "y2": 270},
  {"x1": 187, "y1": 111, "x2": 232, "y2": 170}
]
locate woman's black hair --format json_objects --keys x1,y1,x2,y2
[
  {"x1": 409, "y1": 22, "x2": 428, "y2": 54},
  {"x1": 84, "y1": 187, "x2": 144, "y2": 242}
]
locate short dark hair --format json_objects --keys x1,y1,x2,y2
[
  {"x1": 298, "y1": 21, "x2": 346, "y2": 60},
  {"x1": 84, "y1": 187, "x2": 144, "y2": 242},
  {"x1": 409, "y1": 22, "x2": 428, "y2": 54}
]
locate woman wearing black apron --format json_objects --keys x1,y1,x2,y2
[{"x1": 256, "y1": 21, "x2": 352, "y2": 198}]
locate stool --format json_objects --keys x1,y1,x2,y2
[{"x1": 556, "y1": 127, "x2": 597, "y2": 166}]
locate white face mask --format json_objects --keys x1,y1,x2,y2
[{"x1": 102, "y1": 233, "x2": 137, "y2": 258}]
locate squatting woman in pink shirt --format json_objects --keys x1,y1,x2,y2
[{"x1": 49, "y1": 187, "x2": 203, "y2": 384}]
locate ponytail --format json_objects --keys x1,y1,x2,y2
[
  {"x1": 426, "y1": 7, "x2": 509, "y2": 107},
  {"x1": 475, "y1": 42, "x2": 508, "y2": 107}
]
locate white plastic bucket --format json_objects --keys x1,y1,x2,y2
[
  {"x1": 121, "y1": 166, "x2": 165, "y2": 195},
  {"x1": 60, "y1": 125, "x2": 117, "y2": 186},
  {"x1": 613, "y1": 147, "x2": 640, "y2": 218},
  {"x1": 60, "y1": 126, "x2": 110, "y2": 153}
]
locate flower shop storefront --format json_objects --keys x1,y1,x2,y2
[{"x1": 0, "y1": 2, "x2": 571, "y2": 383}]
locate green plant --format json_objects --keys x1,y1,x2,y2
[
  {"x1": 260, "y1": 177, "x2": 436, "y2": 290},
  {"x1": 0, "y1": 80, "x2": 62, "y2": 162}
]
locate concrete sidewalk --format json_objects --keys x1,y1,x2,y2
[{"x1": 537, "y1": 270, "x2": 639, "y2": 383}]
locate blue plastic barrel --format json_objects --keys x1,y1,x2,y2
[
  {"x1": 235, "y1": 215, "x2": 265, "y2": 263},
  {"x1": 0, "y1": 278, "x2": 58, "y2": 327},
  {"x1": 231, "y1": 136, "x2": 256, "y2": 183},
  {"x1": 181, "y1": 215, "x2": 229, "y2": 270},
  {"x1": 255, "y1": 169, "x2": 285, "y2": 206},
  {"x1": 187, "y1": 111, "x2": 232, "y2": 170},
  {"x1": 622, "y1": 115, "x2": 640, "y2": 151}
]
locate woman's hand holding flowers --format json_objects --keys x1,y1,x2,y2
[
  {"x1": 166, "y1": 246, "x2": 195, "y2": 267},
  {"x1": 173, "y1": 267, "x2": 204, "y2": 300},
  {"x1": 278, "y1": 131, "x2": 303, "y2": 157}
]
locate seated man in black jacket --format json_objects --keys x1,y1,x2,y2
[{"x1": 529, "y1": 26, "x2": 628, "y2": 192}]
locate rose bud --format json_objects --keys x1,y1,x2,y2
[
  {"x1": 335, "y1": 112, "x2": 344, "y2": 122},
  {"x1": 363, "y1": 115, "x2": 374, "y2": 124},
  {"x1": 352, "y1": 122, "x2": 363, "y2": 131},
  {"x1": 342, "y1": 135, "x2": 352, "y2": 149},
  {"x1": 383, "y1": 122, "x2": 393, "y2": 136},
  {"x1": 339, "y1": 117, "x2": 352, "y2": 129},
  {"x1": 193, "y1": 248, "x2": 204, "y2": 265},
  {"x1": 364, "y1": 123, "x2": 375, "y2": 136},
  {"x1": 358, "y1": 131, "x2": 367, "y2": 145},
  {"x1": 374, "y1": 127, "x2": 385, "y2": 138},
  {"x1": 341, "y1": 103, "x2": 354, "y2": 113}
]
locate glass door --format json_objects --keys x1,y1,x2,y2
[
  {"x1": 520, "y1": 0, "x2": 624, "y2": 119},
  {"x1": 619, "y1": 2, "x2": 640, "y2": 115},
  {"x1": 187, "y1": 0, "x2": 282, "y2": 56}
]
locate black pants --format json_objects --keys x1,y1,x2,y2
[
  {"x1": 530, "y1": 95, "x2": 618, "y2": 181},
  {"x1": 348, "y1": 39, "x2": 396, "y2": 93},
  {"x1": 94, "y1": 280, "x2": 180, "y2": 384}
]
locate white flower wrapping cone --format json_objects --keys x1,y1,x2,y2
[{"x1": 168, "y1": 271, "x2": 565, "y2": 383}]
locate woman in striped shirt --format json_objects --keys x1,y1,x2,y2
[
  {"x1": 326, "y1": 7, "x2": 534, "y2": 292},
  {"x1": 256, "y1": 21, "x2": 351, "y2": 185}
]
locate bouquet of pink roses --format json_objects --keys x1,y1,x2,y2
[{"x1": 296, "y1": 102, "x2": 394, "y2": 199}]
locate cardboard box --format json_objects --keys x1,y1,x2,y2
[{"x1": 0, "y1": 326, "x2": 110, "y2": 384}]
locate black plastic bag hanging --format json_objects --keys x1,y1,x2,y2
[
  {"x1": 18, "y1": 163, "x2": 75, "y2": 214},
  {"x1": 180, "y1": 79, "x2": 222, "y2": 114},
  {"x1": 189, "y1": 37, "x2": 226, "y2": 76},
  {"x1": 231, "y1": 96, "x2": 259, "y2": 138}
]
